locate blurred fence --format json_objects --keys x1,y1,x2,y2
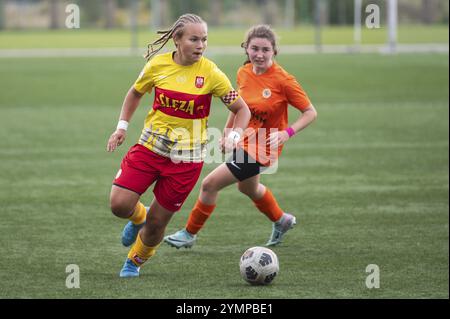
[{"x1": 0, "y1": 0, "x2": 448, "y2": 30}]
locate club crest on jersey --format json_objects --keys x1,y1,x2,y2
[
  {"x1": 195, "y1": 76, "x2": 205, "y2": 88},
  {"x1": 262, "y1": 88, "x2": 271, "y2": 99}
]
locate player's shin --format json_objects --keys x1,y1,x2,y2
[
  {"x1": 185, "y1": 199, "x2": 216, "y2": 235},
  {"x1": 253, "y1": 188, "x2": 283, "y2": 222}
]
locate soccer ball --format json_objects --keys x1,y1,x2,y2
[{"x1": 239, "y1": 246, "x2": 279, "y2": 285}]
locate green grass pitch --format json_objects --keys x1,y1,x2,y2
[
  {"x1": 0, "y1": 53, "x2": 448, "y2": 298},
  {"x1": 0, "y1": 25, "x2": 448, "y2": 49}
]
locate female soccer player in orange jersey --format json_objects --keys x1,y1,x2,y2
[
  {"x1": 106, "y1": 14, "x2": 250, "y2": 277},
  {"x1": 165, "y1": 24, "x2": 317, "y2": 248}
]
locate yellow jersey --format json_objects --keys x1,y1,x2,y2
[{"x1": 134, "y1": 52, "x2": 239, "y2": 161}]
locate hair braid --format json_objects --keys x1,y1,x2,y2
[{"x1": 144, "y1": 14, "x2": 205, "y2": 61}]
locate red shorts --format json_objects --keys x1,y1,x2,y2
[{"x1": 113, "y1": 144, "x2": 203, "y2": 212}]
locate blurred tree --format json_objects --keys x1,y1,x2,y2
[
  {"x1": 437, "y1": 0, "x2": 449, "y2": 23},
  {"x1": 193, "y1": 0, "x2": 208, "y2": 15},
  {"x1": 284, "y1": 0, "x2": 295, "y2": 28},
  {"x1": 422, "y1": 0, "x2": 437, "y2": 24},
  {"x1": 297, "y1": 0, "x2": 312, "y2": 24},
  {"x1": 337, "y1": 0, "x2": 347, "y2": 24},
  {"x1": 78, "y1": 0, "x2": 102, "y2": 27},
  {"x1": 0, "y1": 0, "x2": 4, "y2": 30},
  {"x1": 329, "y1": 0, "x2": 351, "y2": 25},
  {"x1": 317, "y1": 0, "x2": 329, "y2": 25},
  {"x1": 167, "y1": 0, "x2": 210, "y2": 23},
  {"x1": 396, "y1": 0, "x2": 446, "y2": 23},
  {"x1": 257, "y1": 0, "x2": 278, "y2": 25},
  {"x1": 49, "y1": 0, "x2": 63, "y2": 29},
  {"x1": 105, "y1": 0, "x2": 117, "y2": 28},
  {"x1": 150, "y1": 0, "x2": 161, "y2": 28},
  {"x1": 130, "y1": 0, "x2": 138, "y2": 49},
  {"x1": 160, "y1": 0, "x2": 169, "y2": 26},
  {"x1": 151, "y1": 0, "x2": 170, "y2": 29},
  {"x1": 209, "y1": 0, "x2": 222, "y2": 26},
  {"x1": 117, "y1": 0, "x2": 129, "y2": 8},
  {"x1": 314, "y1": 0, "x2": 324, "y2": 50},
  {"x1": 179, "y1": 0, "x2": 188, "y2": 16}
]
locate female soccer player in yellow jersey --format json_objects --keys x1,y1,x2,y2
[
  {"x1": 164, "y1": 25, "x2": 317, "y2": 248},
  {"x1": 107, "y1": 14, "x2": 251, "y2": 277}
]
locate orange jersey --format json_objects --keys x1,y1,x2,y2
[{"x1": 237, "y1": 62, "x2": 311, "y2": 166}]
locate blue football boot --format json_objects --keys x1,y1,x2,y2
[
  {"x1": 119, "y1": 258, "x2": 140, "y2": 278},
  {"x1": 164, "y1": 229, "x2": 197, "y2": 249},
  {"x1": 266, "y1": 213, "x2": 297, "y2": 246},
  {"x1": 121, "y1": 206, "x2": 149, "y2": 247}
]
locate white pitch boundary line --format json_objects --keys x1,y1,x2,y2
[{"x1": 0, "y1": 44, "x2": 448, "y2": 58}]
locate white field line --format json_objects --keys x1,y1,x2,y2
[{"x1": 0, "y1": 44, "x2": 448, "y2": 58}]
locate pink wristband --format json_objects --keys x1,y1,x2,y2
[{"x1": 285, "y1": 127, "x2": 295, "y2": 138}]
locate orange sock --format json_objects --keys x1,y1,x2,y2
[
  {"x1": 127, "y1": 234, "x2": 160, "y2": 266},
  {"x1": 129, "y1": 202, "x2": 146, "y2": 225},
  {"x1": 185, "y1": 199, "x2": 216, "y2": 235},
  {"x1": 253, "y1": 188, "x2": 283, "y2": 222}
]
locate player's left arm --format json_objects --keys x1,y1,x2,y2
[
  {"x1": 288, "y1": 104, "x2": 318, "y2": 135},
  {"x1": 267, "y1": 104, "x2": 318, "y2": 147}
]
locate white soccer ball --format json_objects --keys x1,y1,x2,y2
[{"x1": 239, "y1": 246, "x2": 279, "y2": 285}]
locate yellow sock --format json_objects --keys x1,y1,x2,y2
[
  {"x1": 127, "y1": 234, "x2": 160, "y2": 266},
  {"x1": 129, "y1": 202, "x2": 146, "y2": 225}
]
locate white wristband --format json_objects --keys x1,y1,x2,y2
[
  {"x1": 227, "y1": 130, "x2": 241, "y2": 143},
  {"x1": 117, "y1": 120, "x2": 129, "y2": 131}
]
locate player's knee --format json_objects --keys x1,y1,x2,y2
[
  {"x1": 109, "y1": 198, "x2": 133, "y2": 218},
  {"x1": 200, "y1": 176, "x2": 218, "y2": 194}
]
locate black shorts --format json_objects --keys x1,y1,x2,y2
[{"x1": 225, "y1": 148, "x2": 266, "y2": 181}]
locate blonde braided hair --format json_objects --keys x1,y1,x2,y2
[{"x1": 144, "y1": 13, "x2": 206, "y2": 61}]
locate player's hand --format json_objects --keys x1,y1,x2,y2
[
  {"x1": 219, "y1": 137, "x2": 226, "y2": 154},
  {"x1": 222, "y1": 129, "x2": 241, "y2": 153},
  {"x1": 107, "y1": 129, "x2": 127, "y2": 152},
  {"x1": 222, "y1": 137, "x2": 235, "y2": 153},
  {"x1": 267, "y1": 130, "x2": 290, "y2": 148}
]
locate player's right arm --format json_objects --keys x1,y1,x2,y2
[
  {"x1": 107, "y1": 59, "x2": 153, "y2": 152},
  {"x1": 218, "y1": 112, "x2": 235, "y2": 153},
  {"x1": 107, "y1": 86, "x2": 144, "y2": 152}
]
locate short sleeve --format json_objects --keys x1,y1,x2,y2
[
  {"x1": 210, "y1": 64, "x2": 240, "y2": 107},
  {"x1": 133, "y1": 61, "x2": 154, "y2": 94},
  {"x1": 284, "y1": 75, "x2": 311, "y2": 111}
]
